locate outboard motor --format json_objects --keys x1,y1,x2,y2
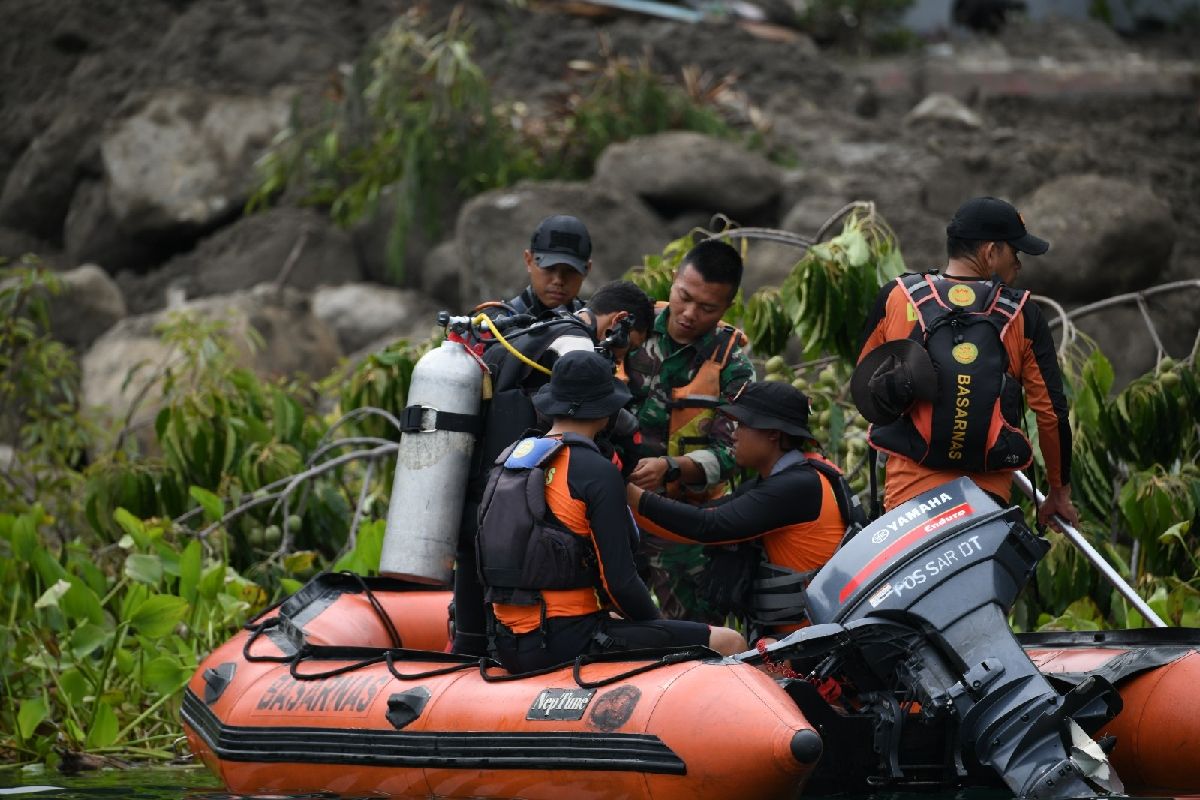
[
  {"x1": 799, "y1": 477, "x2": 1123, "y2": 798},
  {"x1": 378, "y1": 330, "x2": 484, "y2": 585}
]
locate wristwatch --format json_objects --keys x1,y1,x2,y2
[{"x1": 662, "y1": 456, "x2": 682, "y2": 484}]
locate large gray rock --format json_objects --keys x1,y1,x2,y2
[
  {"x1": 312, "y1": 283, "x2": 441, "y2": 354},
  {"x1": 594, "y1": 132, "x2": 784, "y2": 221},
  {"x1": 102, "y1": 88, "x2": 291, "y2": 231},
  {"x1": 1016, "y1": 175, "x2": 1176, "y2": 302},
  {"x1": 456, "y1": 180, "x2": 669, "y2": 306},
  {"x1": 421, "y1": 239, "x2": 465, "y2": 309},
  {"x1": 904, "y1": 93, "x2": 983, "y2": 130},
  {"x1": 65, "y1": 88, "x2": 292, "y2": 270},
  {"x1": 82, "y1": 285, "x2": 341, "y2": 433},
  {"x1": 48, "y1": 264, "x2": 127, "y2": 352},
  {"x1": 0, "y1": 108, "x2": 93, "y2": 242},
  {"x1": 121, "y1": 208, "x2": 361, "y2": 314}
]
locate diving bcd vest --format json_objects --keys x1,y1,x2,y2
[
  {"x1": 476, "y1": 435, "x2": 599, "y2": 607},
  {"x1": 869, "y1": 273, "x2": 1033, "y2": 473},
  {"x1": 701, "y1": 455, "x2": 867, "y2": 630}
]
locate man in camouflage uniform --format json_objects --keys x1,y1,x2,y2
[{"x1": 626, "y1": 239, "x2": 755, "y2": 620}]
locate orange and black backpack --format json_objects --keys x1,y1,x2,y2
[{"x1": 869, "y1": 273, "x2": 1034, "y2": 473}]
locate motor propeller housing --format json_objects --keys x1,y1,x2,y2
[{"x1": 792, "y1": 477, "x2": 1124, "y2": 798}]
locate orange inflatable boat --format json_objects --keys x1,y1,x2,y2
[
  {"x1": 182, "y1": 577, "x2": 821, "y2": 800},
  {"x1": 184, "y1": 482, "x2": 1200, "y2": 799}
]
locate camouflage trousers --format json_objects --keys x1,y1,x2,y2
[{"x1": 637, "y1": 534, "x2": 723, "y2": 624}]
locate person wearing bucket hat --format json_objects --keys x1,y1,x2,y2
[
  {"x1": 626, "y1": 381, "x2": 866, "y2": 635},
  {"x1": 854, "y1": 196, "x2": 1078, "y2": 531},
  {"x1": 475, "y1": 350, "x2": 747, "y2": 673},
  {"x1": 451, "y1": 281, "x2": 655, "y2": 657}
]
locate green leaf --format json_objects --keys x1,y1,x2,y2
[
  {"x1": 179, "y1": 539, "x2": 201, "y2": 604},
  {"x1": 142, "y1": 655, "x2": 190, "y2": 695},
  {"x1": 1159, "y1": 520, "x2": 1192, "y2": 546},
  {"x1": 61, "y1": 578, "x2": 106, "y2": 625},
  {"x1": 60, "y1": 668, "x2": 89, "y2": 706},
  {"x1": 11, "y1": 512, "x2": 38, "y2": 560},
  {"x1": 844, "y1": 230, "x2": 870, "y2": 268},
  {"x1": 189, "y1": 486, "x2": 225, "y2": 523},
  {"x1": 283, "y1": 551, "x2": 317, "y2": 575},
  {"x1": 1084, "y1": 349, "x2": 1115, "y2": 397},
  {"x1": 129, "y1": 594, "x2": 189, "y2": 638},
  {"x1": 35, "y1": 579, "x2": 72, "y2": 610},
  {"x1": 85, "y1": 700, "x2": 119, "y2": 749},
  {"x1": 198, "y1": 563, "x2": 227, "y2": 601},
  {"x1": 113, "y1": 508, "x2": 149, "y2": 549},
  {"x1": 279, "y1": 577, "x2": 304, "y2": 595},
  {"x1": 124, "y1": 553, "x2": 163, "y2": 585},
  {"x1": 17, "y1": 697, "x2": 48, "y2": 740},
  {"x1": 69, "y1": 622, "x2": 112, "y2": 659}
]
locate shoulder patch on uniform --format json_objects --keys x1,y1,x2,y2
[{"x1": 505, "y1": 437, "x2": 563, "y2": 469}]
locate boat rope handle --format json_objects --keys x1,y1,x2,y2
[
  {"x1": 242, "y1": 618, "x2": 295, "y2": 664},
  {"x1": 385, "y1": 651, "x2": 480, "y2": 681},
  {"x1": 290, "y1": 651, "x2": 388, "y2": 681},
  {"x1": 472, "y1": 313, "x2": 552, "y2": 376},
  {"x1": 479, "y1": 658, "x2": 570, "y2": 683},
  {"x1": 342, "y1": 570, "x2": 404, "y2": 649},
  {"x1": 573, "y1": 647, "x2": 712, "y2": 689}
]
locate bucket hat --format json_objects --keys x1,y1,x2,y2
[
  {"x1": 532, "y1": 350, "x2": 631, "y2": 420},
  {"x1": 719, "y1": 381, "x2": 816, "y2": 440},
  {"x1": 851, "y1": 339, "x2": 939, "y2": 425}
]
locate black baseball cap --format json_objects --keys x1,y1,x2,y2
[
  {"x1": 946, "y1": 197, "x2": 1049, "y2": 256},
  {"x1": 718, "y1": 381, "x2": 816, "y2": 441},
  {"x1": 530, "y1": 215, "x2": 592, "y2": 274}
]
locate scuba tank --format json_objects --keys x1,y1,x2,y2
[{"x1": 379, "y1": 332, "x2": 484, "y2": 585}]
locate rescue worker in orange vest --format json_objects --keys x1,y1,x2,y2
[
  {"x1": 627, "y1": 381, "x2": 864, "y2": 634},
  {"x1": 625, "y1": 239, "x2": 755, "y2": 620},
  {"x1": 476, "y1": 350, "x2": 747, "y2": 673},
  {"x1": 853, "y1": 196, "x2": 1079, "y2": 530}
]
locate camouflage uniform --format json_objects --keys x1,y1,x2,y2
[{"x1": 625, "y1": 306, "x2": 756, "y2": 620}]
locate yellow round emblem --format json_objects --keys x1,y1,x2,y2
[
  {"x1": 952, "y1": 342, "x2": 979, "y2": 365},
  {"x1": 947, "y1": 284, "x2": 976, "y2": 307},
  {"x1": 512, "y1": 438, "x2": 536, "y2": 459}
]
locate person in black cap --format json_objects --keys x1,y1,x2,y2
[
  {"x1": 854, "y1": 196, "x2": 1078, "y2": 530},
  {"x1": 497, "y1": 214, "x2": 592, "y2": 318},
  {"x1": 476, "y1": 350, "x2": 747, "y2": 673},
  {"x1": 626, "y1": 381, "x2": 864, "y2": 635}
]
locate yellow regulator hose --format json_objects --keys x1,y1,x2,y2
[{"x1": 471, "y1": 313, "x2": 552, "y2": 376}]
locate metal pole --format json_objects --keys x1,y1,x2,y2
[{"x1": 1013, "y1": 471, "x2": 1168, "y2": 628}]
